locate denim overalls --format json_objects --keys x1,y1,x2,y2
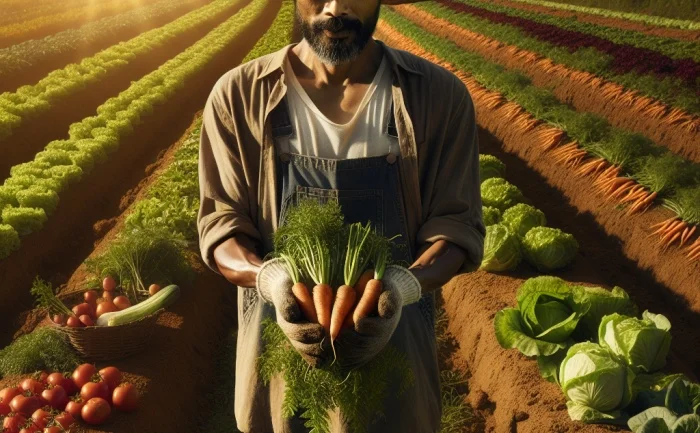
[{"x1": 234, "y1": 97, "x2": 441, "y2": 433}]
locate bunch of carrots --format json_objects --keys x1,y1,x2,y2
[{"x1": 274, "y1": 199, "x2": 396, "y2": 355}]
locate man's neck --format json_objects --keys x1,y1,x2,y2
[{"x1": 290, "y1": 39, "x2": 384, "y2": 88}]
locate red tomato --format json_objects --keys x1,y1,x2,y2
[
  {"x1": 9, "y1": 395, "x2": 44, "y2": 416},
  {"x1": 101, "y1": 291, "x2": 115, "y2": 303},
  {"x1": 112, "y1": 383, "x2": 139, "y2": 412},
  {"x1": 31, "y1": 408, "x2": 52, "y2": 428},
  {"x1": 53, "y1": 412, "x2": 74, "y2": 429},
  {"x1": 0, "y1": 400, "x2": 10, "y2": 415},
  {"x1": 3, "y1": 413, "x2": 26, "y2": 433},
  {"x1": 113, "y1": 296, "x2": 131, "y2": 310},
  {"x1": 102, "y1": 277, "x2": 116, "y2": 292},
  {"x1": 98, "y1": 367, "x2": 122, "y2": 392},
  {"x1": 19, "y1": 425, "x2": 42, "y2": 433},
  {"x1": 41, "y1": 385, "x2": 67, "y2": 410},
  {"x1": 79, "y1": 314, "x2": 94, "y2": 327},
  {"x1": 51, "y1": 314, "x2": 65, "y2": 326},
  {"x1": 46, "y1": 373, "x2": 77, "y2": 396},
  {"x1": 148, "y1": 283, "x2": 161, "y2": 296},
  {"x1": 43, "y1": 427, "x2": 62, "y2": 433},
  {"x1": 80, "y1": 382, "x2": 109, "y2": 402},
  {"x1": 35, "y1": 372, "x2": 49, "y2": 385},
  {"x1": 66, "y1": 316, "x2": 84, "y2": 328},
  {"x1": 84, "y1": 290, "x2": 98, "y2": 305},
  {"x1": 20, "y1": 379, "x2": 44, "y2": 395},
  {"x1": 72, "y1": 364, "x2": 97, "y2": 389},
  {"x1": 81, "y1": 398, "x2": 111, "y2": 425},
  {"x1": 0, "y1": 386, "x2": 22, "y2": 404},
  {"x1": 72, "y1": 303, "x2": 94, "y2": 318},
  {"x1": 65, "y1": 399, "x2": 84, "y2": 419}
]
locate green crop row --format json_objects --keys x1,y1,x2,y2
[
  {"x1": 462, "y1": 0, "x2": 700, "y2": 61},
  {"x1": 381, "y1": 7, "x2": 700, "y2": 226},
  {"x1": 412, "y1": 2, "x2": 699, "y2": 116},
  {"x1": 0, "y1": 0, "x2": 243, "y2": 141},
  {"x1": 0, "y1": 0, "x2": 200, "y2": 79},
  {"x1": 507, "y1": 0, "x2": 700, "y2": 30},
  {"x1": 0, "y1": 0, "x2": 270, "y2": 260},
  {"x1": 530, "y1": 0, "x2": 700, "y2": 22}
]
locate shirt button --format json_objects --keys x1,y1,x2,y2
[{"x1": 386, "y1": 153, "x2": 397, "y2": 164}]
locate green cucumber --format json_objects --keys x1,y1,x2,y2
[{"x1": 98, "y1": 284, "x2": 180, "y2": 326}]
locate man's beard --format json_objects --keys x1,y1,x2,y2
[{"x1": 297, "y1": 4, "x2": 381, "y2": 66}]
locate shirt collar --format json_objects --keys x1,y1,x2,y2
[{"x1": 258, "y1": 39, "x2": 424, "y2": 79}]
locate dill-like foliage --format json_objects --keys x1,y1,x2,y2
[
  {"x1": 0, "y1": 327, "x2": 82, "y2": 378},
  {"x1": 258, "y1": 319, "x2": 414, "y2": 433}
]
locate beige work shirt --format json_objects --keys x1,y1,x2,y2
[{"x1": 197, "y1": 39, "x2": 485, "y2": 275}]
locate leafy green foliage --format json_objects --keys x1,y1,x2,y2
[
  {"x1": 30, "y1": 276, "x2": 73, "y2": 317},
  {"x1": 478, "y1": 154, "x2": 505, "y2": 182},
  {"x1": 628, "y1": 376, "x2": 700, "y2": 432},
  {"x1": 0, "y1": 327, "x2": 82, "y2": 378},
  {"x1": 481, "y1": 206, "x2": 501, "y2": 226},
  {"x1": 522, "y1": 226, "x2": 579, "y2": 271},
  {"x1": 479, "y1": 223, "x2": 522, "y2": 271},
  {"x1": 0, "y1": 223, "x2": 19, "y2": 259},
  {"x1": 501, "y1": 203, "x2": 546, "y2": 238},
  {"x1": 480, "y1": 178, "x2": 526, "y2": 211},
  {"x1": 599, "y1": 311, "x2": 671, "y2": 374},
  {"x1": 84, "y1": 226, "x2": 194, "y2": 303},
  {"x1": 258, "y1": 319, "x2": 414, "y2": 433},
  {"x1": 1, "y1": 206, "x2": 47, "y2": 236}
]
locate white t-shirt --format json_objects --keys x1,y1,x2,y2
[{"x1": 279, "y1": 54, "x2": 397, "y2": 160}]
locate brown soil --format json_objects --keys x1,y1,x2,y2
[
  {"x1": 376, "y1": 19, "x2": 699, "y2": 432},
  {"x1": 391, "y1": 4, "x2": 700, "y2": 164},
  {"x1": 478, "y1": 0, "x2": 700, "y2": 42},
  {"x1": 0, "y1": 0, "x2": 252, "y2": 179},
  {"x1": 0, "y1": 0, "x2": 280, "y2": 348},
  {"x1": 0, "y1": 0, "x2": 212, "y2": 93}
]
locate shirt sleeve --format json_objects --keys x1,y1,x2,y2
[
  {"x1": 415, "y1": 80, "x2": 486, "y2": 272},
  {"x1": 197, "y1": 80, "x2": 261, "y2": 275}
]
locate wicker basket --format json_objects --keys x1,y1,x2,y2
[{"x1": 50, "y1": 308, "x2": 165, "y2": 361}]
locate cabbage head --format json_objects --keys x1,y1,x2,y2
[
  {"x1": 559, "y1": 342, "x2": 635, "y2": 423},
  {"x1": 494, "y1": 276, "x2": 589, "y2": 357},
  {"x1": 482, "y1": 206, "x2": 501, "y2": 226},
  {"x1": 522, "y1": 226, "x2": 579, "y2": 271},
  {"x1": 480, "y1": 178, "x2": 525, "y2": 211},
  {"x1": 599, "y1": 311, "x2": 671, "y2": 374},
  {"x1": 501, "y1": 203, "x2": 546, "y2": 238},
  {"x1": 479, "y1": 154, "x2": 505, "y2": 182},
  {"x1": 479, "y1": 224, "x2": 522, "y2": 272},
  {"x1": 573, "y1": 285, "x2": 638, "y2": 341}
]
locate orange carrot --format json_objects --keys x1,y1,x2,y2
[
  {"x1": 352, "y1": 279, "x2": 383, "y2": 324},
  {"x1": 292, "y1": 282, "x2": 317, "y2": 323},
  {"x1": 313, "y1": 283, "x2": 333, "y2": 336},
  {"x1": 354, "y1": 269, "x2": 375, "y2": 301},
  {"x1": 330, "y1": 285, "x2": 356, "y2": 343}
]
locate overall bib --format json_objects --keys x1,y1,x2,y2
[{"x1": 235, "y1": 98, "x2": 441, "y2": 433}]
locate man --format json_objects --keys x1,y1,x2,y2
[{"x1": 197, "y1": 1, "x2": 485, "y2": 431}]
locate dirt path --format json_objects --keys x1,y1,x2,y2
[{"x1": 390, "y1": 4, "x2": 700, "y2": 164}]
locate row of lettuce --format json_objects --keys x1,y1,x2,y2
[
  {"x1": 478, "y1": 154, "x2": 579, "y2": 273},
  {"x1": 410, "y1": 1, "x2": 699, "y2": 115},
  {"x1": 0, "y1": 0, "x2": 201, "y2": 81},
  {"x1": 523, "y1": 0, "x2": 700, "y2": 23},
  {"x1": 382, "y1": 8, "x2": 700, "y2": 246},
  {"x1": 494, "y1": 275, "x2": 699, "y2": 432},
  {"x1": 0, "y1": 0, "x2": 144, "y2": 46},
  {"x1": 506, "y1": 0, "x2": 700, "y2": 30},
  {"x1": 0, "y1": 0, "x2": 269, "y2": 260},
  {"x1": 0, "y1": 0, "x2": 242, "y2": 141}
]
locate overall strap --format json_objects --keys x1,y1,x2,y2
[
  {"x1": 270, "y1": 96, "x2": 293, "y2": 138},
  {"x1": 386, "y1": 101, "x2": 398, "y2": 138}
]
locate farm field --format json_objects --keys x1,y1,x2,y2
[{"x1": 0, "y1": 1, "x2": 697, "y2": 433}]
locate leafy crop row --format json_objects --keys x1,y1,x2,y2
[
  {"x1": 0, "y1": 0, "x2": 243, "y2": 141},
  {"x1": 0, "y1": 0, "x2": 92, "y2": 25},
  {"x1": 437, "y1": 0, "x2": 699, "y2": 87},
  {"x1": 0, "y1": 0, "x2": 146, "y2": 47},
  {"x1": 413, "y1": 2, "x2": 699, "y2": 116},
  {"x1": 0, "y1": 0, "x2": 270, "y2": 260},
  {"x1": 532, "y1": 0, "x2": 700, "y2": 22},
  {"x1": 506, "y1": 0, "x2": 700, "y2": 30},
  {"x1": 0, "y1": 0, "x2": 201, "y2": 80},
  {"x1": 380, "y1": 9, "x2": 700, "y2": 231}
]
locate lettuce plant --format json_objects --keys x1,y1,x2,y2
[
  {"x1": 522, "y1": 226, "x2": 579, "y2": 271},
  {"x1": 480, "y1": 177, "x2": 525, "y2": 211},
  {"x1": 479, "y1": 154, "x2": 506, "y2": 182},
  {"x1": 482, "y1": 206, "x2": 501, "y2": 226},
  {"x1": 501, "y1": 203, "x2": 546, "y2": 238},
  {"x1": 479, "y1": 223, "x2": 522, "y2": 272}
]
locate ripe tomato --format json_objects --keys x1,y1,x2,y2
[
  {"x1": 102, "y1": 277, "x2": 116, "y2": 292},
  {"x1": 79, "y1": 314, "x2": 94, "y2": 327},
  {"x1": 31, "y1": 408, "x2": 52, "y2": 428},
  {"x1": 20, "y1": 379, "x2": 44, "y2": 395},
  {"x1": 81, "y1": 398, "x2": 111, "y2": 425},
  {"x1": 80, "y1": 382, "x2": 109, "y2": 402},
  {"x1": 113, "y1": 296, "x2": 131, "y2": 310},
  {"x1": 72, "y1": 364, "x2": 97, "y2": 389},
  {"x1": 46, "y1": 373, "x2": 77, "y2": 396},
  {"x1": 35, "y1": 372, "x2": 49, "y2": 385},
  {"x1": 3, "y1": 413, "x2": 26, "y2": 433},
  {"x1": 84, "y1": 290, "x2": 98, "y2": 305},
  {"x1": 9, "y1": 394, "x2": 43, "y2": 416},
  {"x1": 0, "y1": 386, "x2": 22, "y2": 404},
  {"x1": 96, "y1": 300, "x2": 118, "y2": 318},
  {"x1": 65, "y1": 398, "x2": 84, "y2": 419},
  {"x1": 53, "y1": 412, "x2": 74, "y2": 429},
  {"x1": 19, "y1": 424, "x2": 42, "y2": 433},
  {"x1": 0, "y1": 400, "x2": 10, "y2": 416},
  {"x1": 112, "y1": 383, "x2": 139, "y2": 412},
  {"x1": 148, "y1": 283, "x2": 161, "y2": 296},
  {"x1": 66, "y1": 316, "x2": 84, "y2": 328},
  {"x1": 72, "y1": 303, "x2": 94, "y2": 319},
  {"x1": 41, "y1": 385, "x2": 68, "y2": 410},
  {"x1": 51, "y1": 314, "x2": 65, "y2": 326},
  {"x1": 43, "y1": 427, "x2": 62, "y2": 433},
  {"x1": 98, "y1": 367, "x2": 122, "y2": 392}
]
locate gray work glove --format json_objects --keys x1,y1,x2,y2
[
  {"x1": 256, "y1": 258, "x2": 329, "y2": 367},
  {"x1": 334, "y1": 265, "x2": 422, "y2": 370}
]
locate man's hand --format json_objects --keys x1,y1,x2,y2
[
  {"x1": 409, "y1": 240, "x2": 468, "y2": 293},
  {"x1": 213, "y1": 234, "x2": 264, "y2": 288}
]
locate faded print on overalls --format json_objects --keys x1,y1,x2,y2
[{"x1": 234, "y1": 97, "x2": 441, "y2": 433}]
